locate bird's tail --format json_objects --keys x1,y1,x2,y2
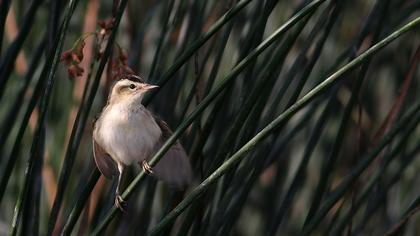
[{"x1": 150, "y1": 142, "x2": 193, "y2": 189}]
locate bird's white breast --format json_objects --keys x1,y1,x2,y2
[{"x1": 95, "y1": 103, "x2": 162, "y2": 165}]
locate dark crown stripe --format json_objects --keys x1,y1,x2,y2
[{"x1": 119, "y1": 74, "x2": 145, "y2": 83}]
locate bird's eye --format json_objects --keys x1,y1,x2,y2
[{"x1": 129, "y1": 84, "x2": 136, "y2": 89}]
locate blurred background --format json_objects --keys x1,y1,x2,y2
[{"x1": 0, "y1": 0, "x2": 419, "y2": 235}]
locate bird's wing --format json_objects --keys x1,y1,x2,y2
[
  {"x1": 93, "y1": 137, "x2": 118, "y2": 179},
  {"x1": 151, "y1": 117, "x2": 193, "y2": 189}
]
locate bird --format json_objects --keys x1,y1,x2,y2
[{"x1": 92, "y1": 74, "x2": 192, "y2": 210}]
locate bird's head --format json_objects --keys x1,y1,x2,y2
[{"x1": 108, "y1": 74, "x2": 158, "y2": 105}]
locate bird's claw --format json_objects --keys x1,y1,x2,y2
[
  {"x1": 115, "y1": 194, "x2": 127, "y2": 212},
  {"x1": 142, "y1": 160, "x2": 154, "y2": 174}
]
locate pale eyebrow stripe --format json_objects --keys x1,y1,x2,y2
[{"x1": 118, "y1": 84, "x2": 130, "y2": 91}]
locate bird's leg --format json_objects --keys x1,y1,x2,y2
[
  {"x1": 115, "y1": 163, "x2": 126, "y2": 211},
  {"x1": 141, "y1": 160, "x2": 154, "y2": 174}
]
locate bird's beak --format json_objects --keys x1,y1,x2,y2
[{"x1": 142, "y1": 84, "x2": 159, "y2": 91}]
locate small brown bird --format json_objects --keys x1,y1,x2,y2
[{"x1": 93, "y1": 74, "x2": 192, "y2": 210}]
